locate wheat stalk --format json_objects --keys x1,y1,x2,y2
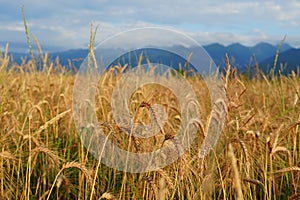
[
  {"x1": 36, "y1": 109, "x2": 71, "y2": 134},
  {"x1": 46, "y1": 161, "x2": 93, "y2": 200},
  {"x1": 142, "y1": 176, "x2": 158, "y2": 200},
  {"x1": 0, "y1": 151, "x2": 17, "y2": 161},
  {"x1": 289, "y1": 193, "x2": 300, "y2": 200},
  {"x1": 273, "y1": 167, "x2": 300, "y2": 174},
  {"x1": 31, "y1": 146, "x2": 63, "y2": 166},
  {"x1": 242, "y1": 178, "x2": 263, "y2": 186},
  {"x1": 99, "y1": 192, "x2": 116, "y2": 200},
  {"x1": 156, "y1": 169, "x2": 175, "y2": 189},
  {"x1": 228, "y1": 143, "x2": 244, "y2": 200}
]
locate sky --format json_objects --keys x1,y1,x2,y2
[{"x1": 0, "y1": 0, "x2": 299, "y2": 52}]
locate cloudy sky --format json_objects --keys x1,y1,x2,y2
[{"x1": 0, "y1": 0, "x2": 299, "y2": 51}]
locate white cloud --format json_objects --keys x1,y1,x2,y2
[
  {"x1": 1, "y1": 0, "x2": 299, "y2": 50},
  {"x1": 0, "y1": 24, "x2": 24, "y2": 32}
]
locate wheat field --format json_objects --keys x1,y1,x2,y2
[
  {"x1": 1, "y1": 39, "x2": 300, "y2": 200},
  {"x1": 1, "y1": 16, "x2": 300, "y2": 199}
]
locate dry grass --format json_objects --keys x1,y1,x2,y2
[{"x1": 1, "y1": 23, "x2": 300, "y2": 199}]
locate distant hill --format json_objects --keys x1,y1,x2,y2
[
  {"x1": 7, "y1": 49, "x2": 88, "y2": 70},
  {"x1": 226, "y1": 43, "x2": 253, "y2": 69},
  {"x1": 255, "y1": 48, "x2": 300, "y2": 75},
  {"x1": 48, "y1": 49, "x2": 88, "y2": 67},
  {"x1": 203, "y1": 43, "x2": 227, "y2": 66},
  {"x1": 4, "y1": 42, "x2": 299, "y2": 75},
  {"x1": 203, "y1": 42, "x2": 292, "y2": 70},
  {"x1": 250, "y1": 42, "x2": 275, "y2": 62}
]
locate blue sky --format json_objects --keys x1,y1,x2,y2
[{"x1": 0, "y1": 0, "x2": 299, "y2": 51}]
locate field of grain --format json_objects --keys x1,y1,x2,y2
[{"x1": 1, "y1": 37, "x2": 300, "y2": 200}]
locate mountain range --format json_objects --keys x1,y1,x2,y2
[{"x1": 2, "y1": 42, "x2": 300, "y2": 75}]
